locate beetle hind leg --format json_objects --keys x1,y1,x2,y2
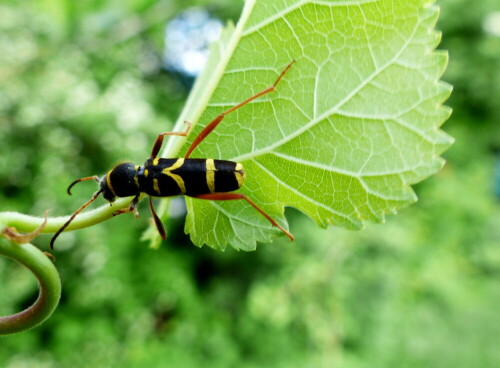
[{"x1": 189, "y1": 192, "x2": 294, "y2": 241}]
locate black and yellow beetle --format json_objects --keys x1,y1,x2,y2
[{"x1": 50, "y1": 61, "x2": 296, "y2": 248}]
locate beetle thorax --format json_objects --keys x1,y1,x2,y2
[{"x1": 101, "y1": 162, "x2": 140, "y2": 201}]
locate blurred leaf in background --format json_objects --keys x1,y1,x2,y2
[{"x1": 1, "y1": 0, "x2": 499, "y2": 367}]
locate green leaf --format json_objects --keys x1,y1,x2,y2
[{"x1": 161, "y1": 0, "x2": 453, "y2": 250}]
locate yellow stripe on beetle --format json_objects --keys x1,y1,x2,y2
[
  {"x1": 106, "y1": 171, "x2": 116, "y2": 196},
  {"x1": 234, "y1": 162, "x2": 246, "y2": 188},
  {"x1": 134, "y1": 166, "x2": 140, "y2": 188},
  {"x1": 162, "y1": 158, "x2": 186, "y2": 194},
  {"x1": 206, "y1": 159, "x2": 216, "y2": 193},
  {"x1": 153, "y1": 178, "x2": 161, "y2": 195}
]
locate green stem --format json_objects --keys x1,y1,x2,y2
[
  {"x1": 0, "y1": 197, "x2": 138, "y2": 333},
  {"x1": 0, "y1": 237, "x2": 61, "y2": 334},
  {"x1": 0, "y1": 197, "x2": 134, "y2": 235}
]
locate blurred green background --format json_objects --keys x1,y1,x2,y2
[{"x1": 1, "y1": 0, "x2": 499, "y2": 367}]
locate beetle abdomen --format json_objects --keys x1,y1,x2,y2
[{"x1": 138, "y1": 158, "x2": 246, "y2": 197}]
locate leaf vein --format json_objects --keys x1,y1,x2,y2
[
  {"x1": 232, "y1": 17, "x2": 420, "y2": 162},
  {"x1": 242, "y1": 0, "x2": 379, "y2": 37},
  {"x1": 252, "y1": 158, "x2": 357, "y2": 225}
]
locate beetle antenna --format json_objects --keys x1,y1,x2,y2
[
  {"x1": 50, "y1": 189, "x2": 103, "y2": 249},
  {"x1": 67, "y1": 175, "x2": 100, "y2": 195}
]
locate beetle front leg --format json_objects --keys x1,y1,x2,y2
[{"x1": 113, "y1": 195, "x2": 140, "y2": 218}]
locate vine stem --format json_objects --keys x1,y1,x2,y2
[
  {"x1": 0, "y1": 196, "x2": 138, "y2": 333},
  {"x1": 0, "y1": 237, "x2": 61, "y2": 334},
  {"x1": 0, "y1": 197, "x2": 134, "y2": 235}
]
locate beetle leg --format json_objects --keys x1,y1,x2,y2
[
  {"x1": 114, "y1": 196, "x2": 166, "y2": 240},
  {"x1": 184, "y1": 60, "x2": 295, "y2": 159},
  {"x1": 113, "y1": 195, "x2": 140, "y2": 218},
  {"x1": 149, "y1": 196, "x2": 166, "y2": 240},
  {"x1": 151, "y1": 121, "x2": 192, "y2": 159},
  {"x1": 189, "y1": 192, "x2": 294, "y2": 241}
]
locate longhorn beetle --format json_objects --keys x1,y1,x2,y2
[{"x1": 50, "y1": 61, "x2": 296, "y2": 249}]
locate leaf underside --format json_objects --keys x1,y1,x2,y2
[{"x1": 161, "y1": 0, "x2": 453, "y2": 250}]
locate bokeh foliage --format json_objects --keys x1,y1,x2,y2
[{"x1": 1, "y1": 0, "x2": 499, "y2": 367}]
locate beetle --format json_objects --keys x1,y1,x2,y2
[{"x1": 50, "y1": 61, "x2": 296, "y2": 249}]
